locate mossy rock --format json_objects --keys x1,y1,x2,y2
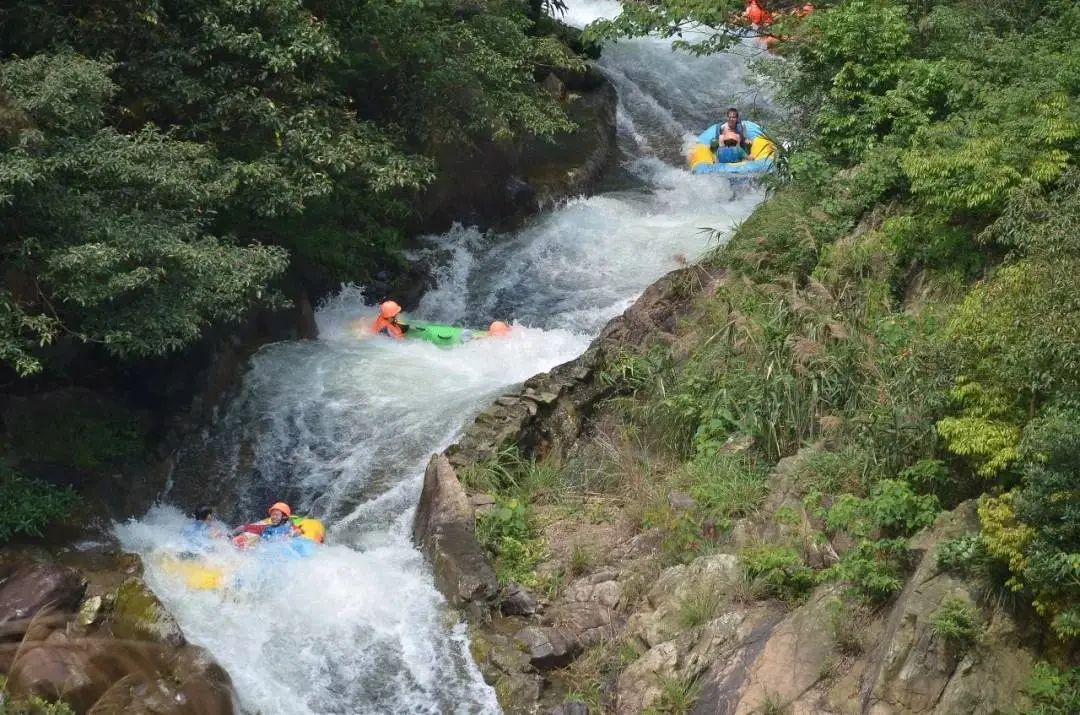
[{"x1": 109, "y1": 577, "x2": 185, "y2": 647}]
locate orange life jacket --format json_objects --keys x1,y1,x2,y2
[{"x1": 372, "y1": 315, "x2": 404, "y2": 339}]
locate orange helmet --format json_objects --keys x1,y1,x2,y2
[
  {"x1": 488, "y1": 321, "x2": 511, "y2": 336},
  {"x1": 379, "y1": 301, "x2": 402, "y2": 319},
  {"x1": 268, "y1": 502, "x2": 292, "y2": 518}
]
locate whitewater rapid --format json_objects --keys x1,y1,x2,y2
[{"x1": 116, "y1": 2, "x2": 774, "y2": 713}]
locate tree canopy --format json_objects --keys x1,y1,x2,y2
[{"x1": 0, "y1": 0, "x2": 576, "y2": 375}]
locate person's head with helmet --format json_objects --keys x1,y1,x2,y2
[
  {"x1": 372, "y1": 300, "x2": 407, "y2": 339},
  {"x1": 487, "y1": 321, "x2": 511, "y2": 337},
  {"x1": 268, "y1": 502, "x2": 292, "y2": 526}
]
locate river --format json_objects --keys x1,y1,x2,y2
[{"x1": 116, "y1": 3, "x2": 772, "y2": 712}]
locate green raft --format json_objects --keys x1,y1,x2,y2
[{"x1": 400, "y1": 320, "x2": 477, "y2": 347}]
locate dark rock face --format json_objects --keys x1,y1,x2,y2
[
  {"x1": 416, "y1": 71, "x2": 618, "y2": 235},
  {"x1": 413, "y1": 455, "x2": 498, "y2": 609},
  {"x1": 0, "y1": 555, "x2": 239, "y2": 714},
  {"x1": 501, "y1": 583, "x2": 539, "y2": 617},
  {"x1": 0, "y1": 563, "x2": 86, "y2": 624}
]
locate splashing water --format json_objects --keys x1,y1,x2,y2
[{"x1": 116, "y1": 1, "x2": 775, "y2": 712}]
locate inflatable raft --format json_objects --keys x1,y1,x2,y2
[
  {"x1": 401, "y1": 319, "x2": 509, "y2": 347},
  {"x1": 161, "y1": 516, "x2": 326, "y2": 591},
  {"x1": 687, "y1": 120, "x2": 776, "y2": 175}
]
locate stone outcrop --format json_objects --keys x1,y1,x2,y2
[
  {"x1": 417, "y1": 62, "x2": 617, "y2": 235},
  {"x1": 0, "y1": 553, "x2": 239, "y2": 714},
  {"x1": 413, "y1": 454, "x2": 498, "y2": 610},
  {"x1": 446, "y1": 264, "x2": 719, "y2": 472}
]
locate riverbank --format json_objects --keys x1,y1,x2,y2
[{"x1": 413, "y1": 180, "x2": 1054, "y2": 714}]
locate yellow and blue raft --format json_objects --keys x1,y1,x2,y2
[{"x1": 688, "y1": 120, "x2": 776, "y2": 175}]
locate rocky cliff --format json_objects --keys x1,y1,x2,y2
[{"x1": 412, "y1": 267, "x2": 1040, "y2": 714}]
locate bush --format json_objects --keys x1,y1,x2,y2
[
  {"x1": 0, "y1": 469, "x2": 78, "y2": 543},
  {"x1": 1026, "y1": 662, "x2": 1080, "y2": 715},
  {"x1": 930, "y1": 596, "x2": 979, "y2": 647},
  {"x1": 826, "y1": 538, "x2": 909, "y2": 604},
  {"x1": 687, "y1": 454, "x2": 768, "y2": 528},
  {"x1": 823, "y1": 479, "x2": 940, "y2": 540},
  {"x1": 740, "y1": 545, "x2": 816, "y2": 603},
  {"x1": 476, "y1": 497, "x2": 543, "y2": 586}
]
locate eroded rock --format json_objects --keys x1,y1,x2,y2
[
  {"x1": 0, "y1": 562, "x2": 86, "y2": 624},
  {"x1": 109, "y1": 577, "x2": 186, "y2": 647},
  {"x1": 413, "y1": 455, "x2": 498, "y2": 609}
]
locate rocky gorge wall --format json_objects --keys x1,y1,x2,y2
[{"x1": 411, "y1": 267, "x2": 1040, "y2": 714}]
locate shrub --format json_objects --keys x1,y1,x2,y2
[
  {"x1": 740, "y1": 545, "x2": 816, "y2": 603},
  {"x1": 823, "y1": 480, "x2": 940, "y2": 540},
  {"x1": 930, "y1": 596, "x2": 979, "y2": 647},
  {"x1": 476, "y1": 497, "x2": 543, "y2": 586},
  {"x1": 935, "y1": 534, "x2": 987, "y2": 574},
  {"x1": 687, "y1": 454, "x2": 768, "y2": 528},
  {"x1": 1026, "y1": 662, "x2": 1080, "y2": 715},
  {"x1": 827, "y1": 538, "x2": 909, "y2": 604},
  {"x1": 0, "y1": 469, "x2": 78, "y2": 543}
]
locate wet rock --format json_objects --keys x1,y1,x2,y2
[
  {"x1": 8, "y1": 635, "x2": 237, "y2": 714},
  {"x1": 76, "y1": 595, "x2": 104, "y2": 627},
  {"x1": 515, "y1": 626, "x2": 583, "y2": 670},
  {"x1": 109, "y1": 577, "x2": 186, "y2": 647},
  {"x1": 502, "y1": 583, "x2": 540, "y2": 616},
  {"x1": 0, "y1": 562, "x2": 86, "y2": 623},
  {"x1": 413, "y1": 455, "x2": 498, "y2": 609}
]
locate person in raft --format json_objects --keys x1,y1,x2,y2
[
  {"x1": 372, "y1": 300, "x2": 408, "y2": 339},
  {"x1": 184, "y1": 505, "x2": 227, "y2": 542},
  {"x1": 711, "y1": 107, "x2": 751, "y2": 160},
  {"x1": 230, "y1": 502, "x2": 299, "y2": 542}
]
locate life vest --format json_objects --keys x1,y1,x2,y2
[
  {"x1": 720, "y1": 125, "x2": 743, "y2": 145},
  {"x1": 746, "y1": 0, "x2": 772, "y2": 26},
  {"x1": 372, "y1": 315, "x2": 404, "y2": 339}
]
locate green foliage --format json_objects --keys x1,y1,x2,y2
[
  {"x1": 1008, "y1": 406, "x2": 1080, "y2": 639},
  {"x1": 476, "y1": 496, "x2": 543, "y2": 586},
  {"x1": 826, "y1": 538, "x2": 909, "y2": 604},
  {"x1": 0, "y1": 695, "x2": 75, "y2": 715},
  {"x1": 645, "y1": 673, "x2": 700, "y2": 715},
  {"x1": 1026, "y1": 662, "x2": 1080, "y2": 715},
  {"x1": 0, "y1": 0, "x2": 577, "y2": 375},
  {"x1": 598, "y1": 347, "x2": 670, "y2": 391},
  {"x1": 0, "y1": 468, "x2": 79, "y2": 543},
  {"x1": 676, "y1": 585, "x2": 723, "y2": 629},
  {"x1": 740, "y1": 545, "x2": 816, "y2": 602},
  {"x1": 459, "y1": 446, "x2": 564, "y2": 499},
  {"x1": 822, "y1": 479, "x2": 940, "y2": 539},
  {"x1": 687, "y1": 454, "x2": 768, "y2": 529},
  {"x1": 929, "y1": 596, "x2": 979, "y2": 647},
  {"x1": 935, "y1": 534, "x2": 987, "y2": 574}
]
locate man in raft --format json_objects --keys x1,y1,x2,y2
[
  {"x1": 712, "y1": 107, "x2": 752, "y2": 159},
  {"x1": 370, "y1": 299, "x2": 513, "y2": 340},
  {"x1": 231, "y1": 502, "x2": 301, "y2": 546}
]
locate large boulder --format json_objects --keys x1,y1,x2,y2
[
  {"x1": 7, "y1": 634, "x2": 237, "y2": 714},
  {"x1": 0, "y1": 562, "x2": 86, "y2": 624},
  {"x1": 108, "y1": 577, "x2": 186, "y2": 647},
  {"x1": 412, "y1": 454, "x2": 498, "y2": 609}
]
